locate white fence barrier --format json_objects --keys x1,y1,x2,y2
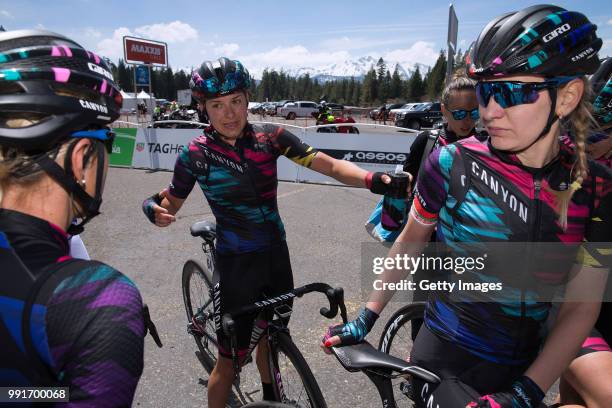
[{"x1": 130, "y1": 123, "x2": 419, "y2": 184}]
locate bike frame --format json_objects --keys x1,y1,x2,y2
[{"x1": 222, "y1": 283, "x2": 346, "y2": 374}]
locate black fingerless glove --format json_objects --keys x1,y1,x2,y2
[
  {"x1": 468, "y1": 376, "x2": 544, "y2": 408},
  {"x1": 142, "y1": 193, "x2": 162, "y2": 224},
  {"x1": 324, "y1": 307, "x2": 379, "y2": 347},
  {"x1": 366, "y1": 172, "x2": 389, "y2": 195}
]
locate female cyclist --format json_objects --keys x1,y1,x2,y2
[
  {"x1": 367, "y1": 74, "x2": 486, "y2": 242},
  {"x1": 556, "y1": 56, "x2": 612, "y2": 408},
  {"x1": 143, "y1": 57, "x2": 398, "y2": 407},
  {"x1": 0, "y1": 30, "x2": 147, "y2": 405},
  {"x1": 323, "y1": 5, "x2": 611, "y2": 408}
]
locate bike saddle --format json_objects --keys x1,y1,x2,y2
[
  {"x1": 190, "y1": 221, "x2": 217, "y2": 242},
  {"x1": 331, "y1": 341, "x2": 440, "y2": 384}
]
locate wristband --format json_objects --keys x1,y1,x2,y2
[
  {"x1": 365, "y1": 172, "x2": 373, "y2": 190},
  {"x1": 142, "y1": 193, "x2": 162, "y2": 224}
]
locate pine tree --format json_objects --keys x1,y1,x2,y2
[
  {"x1": 391, "y1": 65, "x2": 402, "y2": 99},
  {"x1": 351, "y1": 79, "x2": 361, "y2": 107},
  {"x1": 408, "y1": 66, "x2": 425, "y2": 101},
  {"x1": 379, "y1": 70, "x2": 392, "y2": 103},
  {"x1": 376, "y1": 58, "x2": 387, "y2": 81},
  {"x1": 426, "y1": 50, "x2": 447, "y2": 100},
  {"x1": 361, "y1": 67, "x2": 378, "y2": 105},
  {"x1": 117, "y1": 59, "x2": 133, "y2": 92}
]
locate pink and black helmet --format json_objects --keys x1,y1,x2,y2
[{"x1": 0, "y1": 29, "x2": 122, "y2": 151}]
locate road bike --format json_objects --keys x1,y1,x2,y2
[{"x1": 182, "y1": 220, "x2": 343, "y2": 407}]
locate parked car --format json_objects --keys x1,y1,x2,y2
[
  {"x1": 388, "y1": 103, "x2": 423, "y2": 121},
  {"x1": 249, "y1": 102, "x2": 263, "y2": 114},
  {"x1": 394, "y1": 102, "x2": 442, "y2": 130},
  {"x1": 250, "y1": 102, "x2": 275, "y2": 115},
  {"x1": 278, "y1": 101, "x2": 319, "y2": 119},
  {"x1": 368, "y1": 103, "x2": 406, "y2": 120},
  {"x1": 274, "y1": 99, "x2": 295, "y2": 115}
]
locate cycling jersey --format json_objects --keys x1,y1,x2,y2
[
  {"x1": 403, "y1": 126, "x2": 486, "y2": 179},
  {"x1": 411, "y1": 136, "x2": 612, "y2": 365},
  {"x1": 169, "y1": 123, "x2": 318, "y2": 254},
  {"x1": 0, "y1": 209, "x2": 145, "y2": 406}
]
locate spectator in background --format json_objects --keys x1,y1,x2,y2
[{"x1": 378, "y1": 104, "x2": 388, "y2": 125}]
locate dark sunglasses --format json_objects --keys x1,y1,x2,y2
[
  {"x1": 449, "y1": 108, "x2": 479, "y2": 121},
  {"x1": 475, "y1": 77, "x2": 577, "y2": 109},
  {"x1": 71, "y1": 128, "x2": 115, "y2": 154}
]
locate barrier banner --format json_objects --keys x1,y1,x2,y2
[
  {"x1": 132, "y1": 128, "x2": 197, "y2": 170},
  {"x1": 297, "y1": 128, "x2": 417, "y2": 185},
  {"x1": 126, "y1": 124, "x2": 418, "y2": 185},
  {"x1": 110, "y1": 128, "x2": 137, "y2": 167}
]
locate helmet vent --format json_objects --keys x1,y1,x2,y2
[
  {"x1": 0, "y1": 81, "x2": 25, "y2": 95},
  {"x1": 49, "y1": 82, "x2": 102, "y2": 104}
]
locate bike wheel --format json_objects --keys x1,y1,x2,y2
[
  {"x1": 182, "y1": 259, "x2": 218, "y2": 373},
  {"x1": 268, "y1": 332, "x2": 327, "y2": 408},
  {"x1": 378, "y1": 302, "x2": 426, "y2": 407}
]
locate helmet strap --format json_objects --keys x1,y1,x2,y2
[
  {"x1": 517, "y1": 87, "x2": 559, "y2": 153},
  {"x1": 37, "y1": 140, "x2": 105, "y2": 235},
  {"x1": 539, "y1": 87, "x2": 559, "y2": 140}
]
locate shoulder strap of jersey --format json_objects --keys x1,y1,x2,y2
[
  {"x1": 447, "y1": 142, "x2": 473, "y2": 217},
  {"x1": 416, "y1": 130, "x2": 438, "y2": 177},
  {"x1": 21, "y1": 258, "x2": 92, "y2": 386},
  {"x1": 193, "y1": 137, "x2": 212, "y2": 185}
]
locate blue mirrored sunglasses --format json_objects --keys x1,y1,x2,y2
[
  {"x1": 475, "y1": 77, "x2": 577, "y2": 109},
  {"x1": 71, "y1": 129, "x2": 115, "y2": 154},
  {"x1": 449, "y1": 108, "x2": 479, "y2": 121}
]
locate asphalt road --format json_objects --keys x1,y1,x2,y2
[
  {"x1": 83, "y1": 167, "x2": 391, "y2": 407},
  {"x1": 82, "y1": 167, "x2": 559, "y2": 407}
]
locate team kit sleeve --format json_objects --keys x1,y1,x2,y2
[
  {"x1": 581, "y1": 178, "x2": 612, "y2": 268},
  {"x1": 410, "y1": 145, "x2": 456, "y2": 226},
  {"x1": 168, "y1": 144, "x2": 197, "y2": 199},
  {"x1": 46, "y1": 263, "x2": 145, "y2": 406},
  {"x1": 273, "y1": 127, "x2": 319, "y2": 167}
]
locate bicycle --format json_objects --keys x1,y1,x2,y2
[
  {"x1": 374, "y1": 302, "x2": 557, "y2": 407},
  {"x1": 182, "y1": 220, "x2": 342, "y2": 407},
  {"x1": 322, "y1": 298, "x2": 440, "y2": 408},
  {"x1": 378, "y1": 302, "x2": 426, "y2": 406}
]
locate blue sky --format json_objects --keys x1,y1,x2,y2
[{"x1": 1, "y1": 0, "x2": 610, "y2": 78}]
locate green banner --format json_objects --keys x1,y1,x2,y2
[{"x1": 110, "y1": 128, "x2": 137, "y2": 167}]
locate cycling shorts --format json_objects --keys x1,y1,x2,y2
[
  {"x1": 578, "y1": 326, "x2": 612, "y2": 357},
  {"x1": 410, "y1": 324, "x2": 531, "y2": 408},
  {"x1": 212, "y1": 242, "x2": 293, "y2": 358}
]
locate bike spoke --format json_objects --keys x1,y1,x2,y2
[{"x1": 277, "y1": 353, "x2": 310, "y2": 407}]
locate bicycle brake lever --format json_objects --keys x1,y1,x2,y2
[{"x1": 334, "y1": 288, "x2": 348, "y2": 324}]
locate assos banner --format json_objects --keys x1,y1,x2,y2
[
  {"x1": 123, "y1": 36, "x2": 168, "y2": 67},
  {"x1": 130, "y1": 125, "x2": 418, "y2": 185}
]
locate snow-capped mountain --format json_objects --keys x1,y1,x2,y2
[{"x1": 270, "y1": 56, "x2": 430, "y2": 82}]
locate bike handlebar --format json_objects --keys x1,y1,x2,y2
[{"x1": 221, "y1": 282, "x2": 347, "y2": 336}]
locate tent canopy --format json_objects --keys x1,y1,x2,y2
[{"x1": 137, "y1": 90, "x2": 151, "y2": 99}]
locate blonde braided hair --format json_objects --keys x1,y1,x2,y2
[{"x1": 549, "y1": 77, "x2": 594, "y2": 230}]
